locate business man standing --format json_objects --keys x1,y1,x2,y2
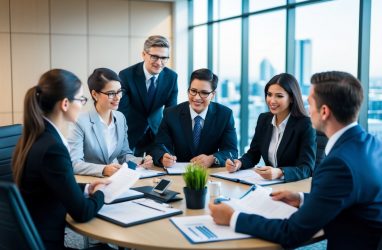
[
  {"x1": 118, "y1": 35, "x2": 178, "y2": 156},
  {"x1": 151, "y1": 68, "x2": 238, "y2": 168},
  {"x1": 209, "y1": 71, "x2": 382, "y2": 249}
]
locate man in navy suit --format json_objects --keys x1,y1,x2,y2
[
  {"x1": 151, "y1": 68, "x2": 238, "y2": 168},
  {"x1": 209, "y1": 71, "x2": 382, "y2": 249},
  {"x1": 118, "y1": 35, "x2": 178, "y2": 156}
]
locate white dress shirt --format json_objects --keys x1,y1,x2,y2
[{"x1": 189, "y1": 105, "x2": 209, "y2": 130}]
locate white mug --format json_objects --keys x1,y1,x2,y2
[{"x1": 208, "y1": 181, "x2": 221, "y2": 197}]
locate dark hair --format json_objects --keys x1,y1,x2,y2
[
  {"x1": 310, "y1": 71, "x2": 363, "y2": 124},
  {"x1": 189, "y1": 68, "x2": 218, "y2": 91},
  {"x1": 88, "y1": 68, "x2": 121, "y2": 102},
  {"x1": 12, "y1": 69, "x2": 81, "y2": 185},
  {"x1": 144, "y1": 35, "x2": 170, "y2": 52},
  {"x1": 264, "y1": 73, "x2": 307, "y2": 117}
]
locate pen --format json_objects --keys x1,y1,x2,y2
[
  {"x1": 132, "y1": 201, "x2": 166, "y2": 212},
  {"x1": 239, "y1": 185, "x2": 257, "y2": 199},
  {"x1": 229, "y1": 152, "x2": 235, "y2": 163},
  {"x1": 141, "y1": 152, "x2": 146, "y2": 164},
  {"x1": 162, "y1": 144, "x2": 176, "y2": 164}
]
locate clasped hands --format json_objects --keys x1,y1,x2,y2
[{"x1": 161, "y1": 153, "x2": 214, "y2": 168}]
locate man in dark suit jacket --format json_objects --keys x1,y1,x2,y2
[
  {"x1": 209, "y1": 71, "x2": 382, "y2": 249},
  {"x1": 118, "y1": 35, "x2": 178, "y2": 156},
  {"x1": 151, "y1": 68, "x2": 238, "y2": 168}
]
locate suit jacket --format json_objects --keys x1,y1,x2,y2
[
  {"x1": 20, "y1": 121, "x2": 104, "y2": 250},
  {"x1": 151, "y1": 101, "x2": 238, "y2": 167},
  {"x1": 118, "y1": 62, "x2": 178, "y2": 154},
  {"x1": 68, "y1": 106, "x2": 135, "y2": 177},
  {"x1": 236, "y1": 125, "x2": 382, "y2": 249},
  {"x1": 240, "y1": 112, "x2": 316, "y2": 182}
]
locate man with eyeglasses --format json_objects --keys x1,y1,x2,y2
[
  {"x1": 118, "y1": 35, "x2": 178, "y2": 157},
  {"x1": 151, "y1": 68, "x2": 238, "y2": 168}
]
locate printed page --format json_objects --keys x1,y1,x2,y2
[
  {"x1": 212, "y1": 169, "x2": 284, "y2": 186},
  {"x1": 225, "y1": 185, "x2": 297, "y2": 219},
  {"x1": 98, "y1": 198, "x2": 181, "y2": 225},
  {"x1": 135, "y1": 166, "x2": 165, "y2": 178},
  {"x1": 101, "y1": 164, "x2": 140, "y2": 203},
  {"x1": 171, "y1": 215, "x2": 251, "y2": 243},
  {"x1": 165, "y1": 162, "x2": 190, "y2": 174}
]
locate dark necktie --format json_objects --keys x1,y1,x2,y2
[
  {"x1": 147, "y1": 76, "x2": 156, "y2": 108},
  {"x1": 193, "y1": 116, "x2": 203, "y2": 148}
]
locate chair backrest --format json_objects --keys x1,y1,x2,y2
[
  {"x1": 0, "y1": 182, "x2": 45, "y2": 250},
  {"x1": 315, "y1": 130, "x2": 328, "y2": 167},
  {"x1": 0, "y1": 124, "x2": 22, "y2": 182}
]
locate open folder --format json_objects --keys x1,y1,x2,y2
[
  {"x1": 211, "y1": 169, "x2": 284, "y2": 186},
  {"x1": 98, "y1": 198, "x2": 182, "y2": 227}
]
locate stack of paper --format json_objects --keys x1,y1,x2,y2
[
  {"x1": 165, "y1": 162, "x2": 190, "y2": 175},
  {"x1": 211, "y1": 169, "x2": 284, "y2": 186}
]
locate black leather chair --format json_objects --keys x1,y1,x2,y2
[
  {"x1": 315, "y1": 130, "x2": 328, "y2": 167},
  {"x1": 0, "y1": 124, "x2": 22, "y2": 182},
  {"x1": 0, "y1": 181, "x2": 45, "y2": 250}
]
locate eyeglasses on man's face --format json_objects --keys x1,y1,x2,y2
[
  {"x1": 188, "y1": 88, "x2": 214, "y2": 99},
  {"x1": 98, "y1": 89, "x2": 125, "y2": 99},
  {"x1": 146, "y1": 52, "x2": 169, "y2": 64},
  {"x1": 72, "y1": 96, "x2": 88, "y2": 105}
]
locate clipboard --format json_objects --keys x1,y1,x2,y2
[
  {"x1": 211, "y1": 170, "x2": 284, "y2": 186},
  {"x1": 132, "y1": 186, "x2": 183, "y2": 203},
  {"x1": 97, "y1": 198, "x2": 182, "y2": 227}
]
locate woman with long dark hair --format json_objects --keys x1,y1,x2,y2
[
  {"x1": 226, "y1": 73, "x2": 316, "y2": 182},
  {"x1": 12, "y1": 69, "x2": 108, "y2": 249}
]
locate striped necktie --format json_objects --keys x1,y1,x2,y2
[{"x1": 193, "y1": 116, "x2": 203, "y2": 148}]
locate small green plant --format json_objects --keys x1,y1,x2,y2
[{"x1": 183, "y1": 163, "x2": 208, "y2": 191}]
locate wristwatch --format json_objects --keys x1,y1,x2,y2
[{"x1": 214, "y1": 156, "x2": 220, "y2": 166}]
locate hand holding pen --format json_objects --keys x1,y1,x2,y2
[
  {"x1": 225, "y1": 152, "x2": 241, "y2": 173},
  {"x1": 139, "y1": 152, "x2": 154, "y2": 169},
  {"x1": 160, "y1": 144, "x2": 177, "y2": 168}
]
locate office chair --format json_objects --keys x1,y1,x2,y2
[
  {"x1": 0, "y1": 124, "x2": 22, "y2": 182},
  {"x1": 315, "y1": 130, "x2": 328, "y2": 167},
  {"x1": 0, "y1": 182, "x2": 45, "y2": 250}
]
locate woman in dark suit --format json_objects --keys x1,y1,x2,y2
[
  {"x1": 226, "y1": 73, "x2": 316, "y2": 182},
  {"x1": 12, "y1": 69, "x2": 109, "y2": 250}
]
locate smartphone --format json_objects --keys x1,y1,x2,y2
[{"x1": 152, "y1": 179, "x2": 172, "y2": 194}]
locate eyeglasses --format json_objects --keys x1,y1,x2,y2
[
  {"x1": 146, "y1": 52, "x2": 169, "y2": 63},
  {"x1": 98, "y1": 89, "x2": 125, "y2": 99},
  {"x1": 188, "y1": 88, "x2": 214, "y2": 99},
  {"x1": 72, "y1": 96, "x2": 88, "y2": 105}
]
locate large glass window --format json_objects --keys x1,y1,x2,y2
[
  {"x1": 248, "y1": 11, "x2": 286, "y2": 146},
  {"x1": 295, "y1": 0, "x2": 359, "y2": 99},
  {"x1": 249, "y1": 0, "x2": 285, "y2": 12},
  {"x1": 193, "y1": 0, "x2": 208, "y2": 25},
  {"x1": 193, "y1": 25, "x2": 208, "y2": 70},
  {"x1": 213, "y1": 0, "x2": 242, "y2": 20},
  {"x1": 213, "y1": 19, "x2": 242, "y2": 143},
  {"x1": 369, "y1": 0, "x2": 382, "y2": 139}
]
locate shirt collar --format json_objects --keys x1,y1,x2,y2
[
  {"x1": 271, "y1": 113, "x2": 291, "y2": 131},
  {"x1": 189, "y1": 105, "x2": 209, "y2": 121},
  {"x1": 325, "y1": 122, "x2": 358, "y2": 155},
  {"x1": 43, "y1": 117, "x2": 70, "y2": 151},
  {"x1": 143, "y1": 62, "x2": 158, "y2": 81}
]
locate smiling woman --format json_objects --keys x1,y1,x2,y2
[{"x1": 67, "y1": 68, "x2": 154, "y2": 178}]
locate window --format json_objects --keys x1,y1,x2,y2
[
  {"x1": 213, "y1": 19, "x2": 242, "y2": 143},
  {"x1": 249, "y1": 0, "x2": 285, "y2": 12},
  {"x1": 248, "y1": 10, "x2": 286, "y2": 145},
  {"x1": 369, "y1": 0, "x2": 382, "y2": 139},
  {"x1": 193, "y1": 0, "x2": 208, "y2": 25},
  {"x1": 193, "y1": 25, "x2": 208, "y2": 70},
  {"x1": 213, "y1": 0, "x2": 242, "y2": 20}
]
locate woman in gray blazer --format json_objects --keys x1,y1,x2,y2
[{"x1": 68, "y1": 68, "x2": 153, "y2": 177}]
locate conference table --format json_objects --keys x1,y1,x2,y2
[{"x1": 67, "y1": 167, "x2": 323, "y2": 250}]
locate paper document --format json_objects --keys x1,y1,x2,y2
[
  {"x1": 101, "y1": 164, "x2": 140, "y2": 203},
  {"x1": 225, "y1": 185, "x2": 297, "y2": 219},
  {"x1": 105, "y1": 189, "x2": 144, "y2": 204},
  {"x1": 171, "y1": 215, "x2": 251, "y2": 243},
  {"x1": 211, "y1": 169, "x2": 284, "y2": 186},
  {"x1": 165, "y1": 162, "x2": 190, "y2": 175},
  {"x1": 134, "y1": 166, "x2": 166, "y2": 179},
  {"x1": 98, "y1": 198, "x2": 182, "y2": 227}
]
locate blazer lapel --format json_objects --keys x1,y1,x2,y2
[
  {"x1": 276, "y1": 116, "x2": 297, "y2": 163},
  {"x1": 149, "y1": 70, "x2": 166, "y2": 112},
  {"x1": 108, "y1": 111, "x2": 123, "y2": 162},
  {"x1": 134, "y1": 63, "x2": 150, "y2": 112},
  {"x1": 261, "y1": 115, "x2": 274, "y2": 164},
  {"x1": 179, "y1": 104, "x2": 195, "y2": 155},
  {"x1": 197, "y1": 103, "x2": 216, "y2": 154},
  {"x1": 89, "y1": 107, "x2": 109, "y2": 163}
]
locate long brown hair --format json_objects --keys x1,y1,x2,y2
[{"x1": 12, "y1": 69, "x2": 81, "y2": 186}]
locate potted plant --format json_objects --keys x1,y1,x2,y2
[{"x1": 183, "y1": 163, "x2": 209, "y2": 209}]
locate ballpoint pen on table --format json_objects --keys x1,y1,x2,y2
[{"x1": 239, "y1": 185, "x2": 257, "y2": 199}]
